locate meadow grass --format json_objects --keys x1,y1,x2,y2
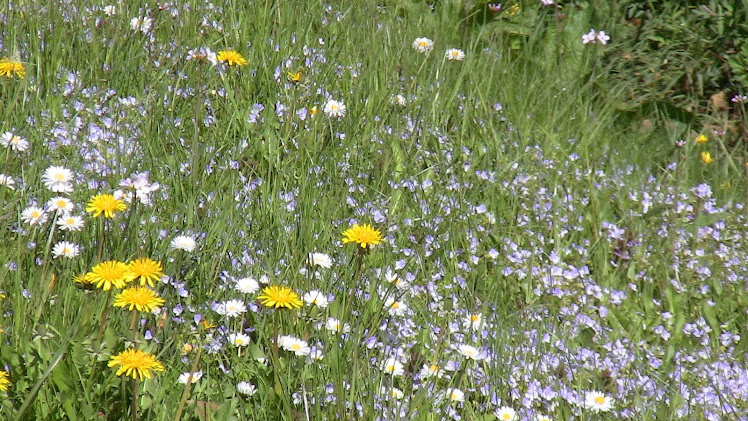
[{"x1": 0, "y1": 0, "x2": 746, "y2": 420}]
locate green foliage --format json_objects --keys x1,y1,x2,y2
[
  {"x1": 603, "y1": 1, "x2": 748, "y2": 122},
  {"x1": 0, "y1": 0, "x2": 746, "y2": 419}
]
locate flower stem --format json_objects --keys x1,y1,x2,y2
[
  {"x1": 174, "y1": 345, "x2": 202, "y2": 421},
  {"x1": 131, "y1": 378, "x2": 139, "y2": 421}
]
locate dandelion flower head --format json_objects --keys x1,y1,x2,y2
[
  {"x1": 86, "y1": 260, "x2": 132, "y2": 291},
  {"x1": 258, "y1": 285, "x2": 303, "y2": 310},
  {"x1": 0, "y1": 58, "x2": 25, "y2": 79},
  {"x1": 86, "y1": 194, "x2": 127, "y2": 218},
  {"x1": 108, "y1": 348, "x2": 165, "y2": 381},
  {"x1": 128, "y1": 258, "x2": 164, "y2": 287},
  {"x1": 0, "y1": 370, "x2": 10, "y2": 392},
  {"x1": 217, "y1": 50, "x2": 248, "y2": 66},
  {"x1": 113, "y1": 286, "x2": 165, "y2": 312},
  {"x1": 341, "y1": 223, "x2": 383, "y2": 249}
]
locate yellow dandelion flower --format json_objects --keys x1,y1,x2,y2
[
  {"x1": 128, "y1": 258, "x2": 164, "y2": 287},
  {"x1": 86, "y1": 260, "x2": 132, "y2": 291},
  {"x1": 701, "y1": 151, "x2": 713, "y2": 164},
  {"x1": 86, "y1": 194, "x2": 127, "y2": 218},
  {"x1": 108, "y1": 348, "x2": 164, "y2": 381},
  {"x1": 696, "y1": 134, "x2": 708, "y2": 144},
  {"x1": 113, "y1": 286, "x2": 165, "y2": 312},
  {"x1": 217, "y1": 50, "x2": 248, "y2": 66},
  {"x1": 342, "y1": 223, "x2": 383, "y2": 249},
  {"x1": 0, "y1": 58, "x2": 25, "y2": 79},
  {"x1": 287, "y1": 70, "x2": 302, "y2": 83},
  {"x1": 257, "y1": 285, "x2": 303, "y2": 310},
  {"x1": 0, "y1": 370, "x2": 10, "y2": 392},
  {"x1": 310, "y1": 106, "x2": 319, "y2": 115}
]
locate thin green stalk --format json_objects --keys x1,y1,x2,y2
[{"x1": 174, "y1": 344, "x2": 203, "y2": 421}]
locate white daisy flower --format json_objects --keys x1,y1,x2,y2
[
  {"x1": 325, "y1": 317, "x2": 350, "y2": 334},
  {"x1": 419, "y1": 363, "x2": 445, "y2": 379},
  {"x1": 171, "y1": 235, "x2": 197, "y2": 252},
  {"x1": 463, "y1": 313, "x2": 482, "y2": 330},
  {"x1": 585, "y1": 390, "x2": 613, "y2": 412},
  {"x1": 235, "y1": 277, "x2": 260, "y2": 294},
  {"x1": 47, "y1": 197, "x2": 74, "y2": 214},
  {"x1": 228, "y1": 332, "x2": 251, "y2": 347},
  {"x1": 445, "y1": 388, "x2": 465, "y2": 403},
  {"x1": 456, "y1": 344, "x2": 487, "y2": 361},
  {"x1": 381, "y1": 386, "x2": 404, "y2": 400},
  {"x1": 237, "y1": 381, "x2": 257, "y2": 396},
  {"x1": 0, "y1": 174, "x2": 15, "y2": 190},
  {"x1": 177, "y1": 370, "x2": 202, "y2": 384},
  {"x1": 384, "y1": 297, "x2": 408, "y2": 316},
  {"x1": 52, "y1": 241, "x2": 80, "y2": 258},
  {"x1": 445, "y1": 48, "x2": 466, "y2": 61},
  {"x1": 57, "y1": 214, "x2": 85, "y2": 231},
  {"x1": 130, "y1": 16, "x2": 153, "y2": 33},
  {"x1": 214, "y1": 299, "x2": 246, "y2": 318},
  {"x1": 278, "y1": 335, "x2": 310, "y2": 356},
  {"x1": 380, "y1": 357, "x2": 404, "y2": 376},
  {"x1": 391, "y1": 94, "x2": 407, "y2": 106},
  {"x1": 308, "y1": 252, "x2": 333, "y2": 268},
  {"x1": 42, "y1": 166, "x2": 74, "y2": 193},
  {"x1": 303, "y1": 290, "x2": 329, "y2": 308},
  {"x1": 0, "y1": 132, "x2": 29, "y2": 152},
  {"x1": 323, "y1": 99, "x2": 346, "y2": 118},
  {"x1": 412, "y1": 37, "x2": 434, "y2": 54},
  {"x1": 21, "y1": 206, "x2": 47, "y2": 226},
  {"x1": 535, "y1": 414, "x2": 552, "y2": 421},
  {"x1": 103, "y1": 5, "x2": 117, "y2": 16},
  {"x1": 496, "y1": 406, "x2": 517, "y2": 421},
  {"x1": 384, "y1": 269, "x2": 409, "y2": 290}
]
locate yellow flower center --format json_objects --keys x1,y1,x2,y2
[
  {"x1": 595, "y1": 396, "x2": 605, "y2": 405},
  {"x1": 54, "y1": 173, "x2": 65, "y2": 181},
  {"x1": 56, "y1": 199, "x2": 67, "y2": 208},
  {"x1": 291, "y1": 343, "x2": 301, "y2": 351}
]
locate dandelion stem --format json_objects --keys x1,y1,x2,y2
[
  {"x1": 96, "y1": 288, "x2": 114, "y2": 344},
  {"x1": 131, "y1": 378, "x2": 138, "y2": 421}
]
